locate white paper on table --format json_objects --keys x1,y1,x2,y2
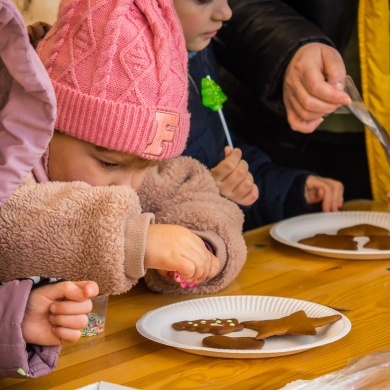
[
  {"x1": 280, "y1": 350, "x2": 390, "y2": 389},
  {"x1": 76, "y1": 381, "x2": 138, "y2": 390}
]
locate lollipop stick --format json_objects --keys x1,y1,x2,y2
[
  {"x1": 205, "y1": 75, "x2": 233, "y2": 148},
  {"x1": 217, "y1": 109, "x2": 233, "y2": 148}
]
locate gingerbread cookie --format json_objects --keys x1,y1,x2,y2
[
  {"x1": 241, "y1": 310, "x2": 342, "y2": 340},
  {"x1": 172, "y1": 318, "x2": 244, "y2": 335},
  {"x1": 337, "y1": 223, "x2": 389, "y2": 236},
  {"x1": 298, "y1": 233, "x2": 357, "y2": 250},
  {"x1": 363, "y1": 235, "x2": 390, "y2": 250},
  {"x1": 202, "y1": 335, "x2": 265, "y2": 350}
]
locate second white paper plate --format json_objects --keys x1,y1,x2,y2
[{"x1": 270, "y1": 211, "x2": 390, "y2": 259}]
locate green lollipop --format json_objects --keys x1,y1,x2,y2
[
  {"x1": 201, "y1": 76, "x2": 233, "y2": 148},
  {"x1": 201, "y1": 77, "x2": 227, "y2": 111}
]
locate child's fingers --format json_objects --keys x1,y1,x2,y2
[
  {"x1": 70, "y1": 281, "x2": 100, "y2": 300},
  {"x1": 49, "y1": 313, "x2": 89, "y2": 329},
  {"x1": 208, "y1": 255, "x2": 220, "y2": 278},
  {"x1": 224, "y1": 145, "x2": 233, "y2": 156},
  {"x1": 228, "y1": 175, "x2": 259, "y2": 206},
  {"x1": 320, "y1": 184, "x2": 343, "y2": 212},
  {"x1": 195, "y1": 252, "x2": 219, "y2": 282},
  {"x1": 170, "y1": 240, "x2": 212, "y2": 281},
  {"x1": 167, "y1": 254, "x2": 220, "y2": 289},
  {"x1": 305, "y1": 176, "x2": 343, "y2": 211},
  {"x1": 51, "y1": 326, "x2": 83, "y2": 344},
  {"x1": 178, "y1": 254, "x2": 220, "y2": 288},
  {"x1": 165, "y1": 271, "x2": 197, "y2": 289},
  {"x1": 179, "y1": 278, "x2": 198, "y2": 289},
  {"x1": 42, "y1": 280, "x2": 99, "y2": 303},
  {"x1": 211, "y1": 148, "x2": 242, "y2": 182},
  {"x1": 50, "y1": 299, "x2": 93, "y2": 315}
]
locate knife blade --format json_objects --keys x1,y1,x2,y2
[{"x1": 343, "y1": 76, "x2": 390, "y2": 164}]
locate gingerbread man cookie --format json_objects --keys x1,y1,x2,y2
[
  {"x1": 172, "y1": 318, "x2": 244, "y2": 335},
  {"x1": 202, "y1": 335, "x2": 265, "y2": 350}
]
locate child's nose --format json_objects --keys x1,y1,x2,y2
[{"x1": 213, "y1": 2, "x2": 232, "y2": 22}]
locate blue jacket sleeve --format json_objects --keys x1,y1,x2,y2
[
  {"x1": 0, "y1": 280, "x2": 60, "y2": 379},
  {"x1": 235, "y1": 135, "x2": 321, "y2": 230}
]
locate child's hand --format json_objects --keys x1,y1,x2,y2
[
  {"x1": 305, "y1": 175, "x2": 344, "y2": 211},
  {"x1": 22, "y1": 281, "x2": 99, "y2": 346},
  {"x1": 210, "y1": 146, "x2": 259, "y2": 206},
  {"x1": 157, "y1": 270, "x2": 199, "y2": 289},
  {"x1": 145, "y1": 224, "x2": 220, "y2": 284}
]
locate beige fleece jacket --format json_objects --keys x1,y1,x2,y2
[{"x1": 0, "y1": 156, "x2": 246, "y2": 295}]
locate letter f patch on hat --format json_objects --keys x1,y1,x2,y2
[{"x1": 144, "y1": 111, "x2": 179, "y2": 156}]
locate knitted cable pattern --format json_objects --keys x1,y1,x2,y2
[
  {"x1": 157, "y1": 0, "x2": 189, "y2": 109},
  {"x1": 90, "y1": 0, "x2": 127, "y2": 100},
  {"x1": 41, "y1": 0, "x2": 78, "y2": 78},
  {"x1": 36, "y1": 0, "x2": 190, "y2": 159},
  {"x1": 137, "y1": 0, "x2": 187, "y2": 108}
]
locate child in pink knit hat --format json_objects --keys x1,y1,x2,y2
[{"x1": 0, "y1": 0, "x2": 247, "y2": 297}]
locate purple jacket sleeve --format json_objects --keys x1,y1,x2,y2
[
  {"x1": 0, "y1": 0, "x2": 56, "y2": 205},
  {"x1": 0, "y1": 280, "x2": 60, "y2": 379}
]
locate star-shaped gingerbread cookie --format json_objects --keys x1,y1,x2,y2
[
  {"x1": 337, "y1": 223, "x2": 389, "y2": 236},
  {"x1": 241, "y1": 310, "x2": 341, "y2": 340}
]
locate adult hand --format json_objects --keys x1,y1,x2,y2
[
  {"x1": 283, "y1": 43, "x2": 351, "y2": 133},
  {"x1": 305, "y1": 175, "x2": 344, "y2": 212},
  {"x1": 145, "y1": 224, "x2": 220, "y2": 284},
  {"x1": 22, "y1": 281, "x2": 99, "y2": 346},
  {"x1": 210, "y1": 146, "x2": 259, "y2": 206}
]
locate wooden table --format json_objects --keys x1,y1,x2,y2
[{"x1": 1, "y1": 201, "x2": 390, "y2": 389}]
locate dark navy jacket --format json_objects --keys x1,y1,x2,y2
[
  {"x1": 213, "y1": 0, "x2": 357, "y2": 167},
  {"x1": 182, "y1": 47, "x2": 320, "y2": 231}
]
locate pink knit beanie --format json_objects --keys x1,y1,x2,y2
[{"x1": 37, "y1": 0, "x2": 189, "y2": 160}]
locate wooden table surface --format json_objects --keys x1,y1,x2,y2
[{"x1": 1, "y1": 201, "x2": 390, "y2": 390}]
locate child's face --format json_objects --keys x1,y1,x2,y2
[
  {"x1": 173, "y1": 0, "x2": 232, "y2": 52},
  {"x1": 48, "y1": 132, "x2": 153, "y2": 190}
]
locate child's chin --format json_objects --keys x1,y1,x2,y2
[{"x1": 188, "y1": 40, "x2": 210, "y2": 53}]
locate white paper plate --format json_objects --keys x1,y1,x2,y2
[
  {"x1": 270, "y1": 211, "x2": 390, "y2": 260},
  {"x1": 136, "y1": 296, "x2": 351, "y2": 358}
]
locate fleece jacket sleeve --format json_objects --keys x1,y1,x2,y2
[
  {"x1": 138, "y1": 156, "x2": 247, "y2": 295},
  {"x1": 0, "y1": 178, "x2": 154, "y2": 295}
]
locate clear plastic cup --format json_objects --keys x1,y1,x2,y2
[{"x1": 81, "y1": 294, "x2": 108, "y2": 336}]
